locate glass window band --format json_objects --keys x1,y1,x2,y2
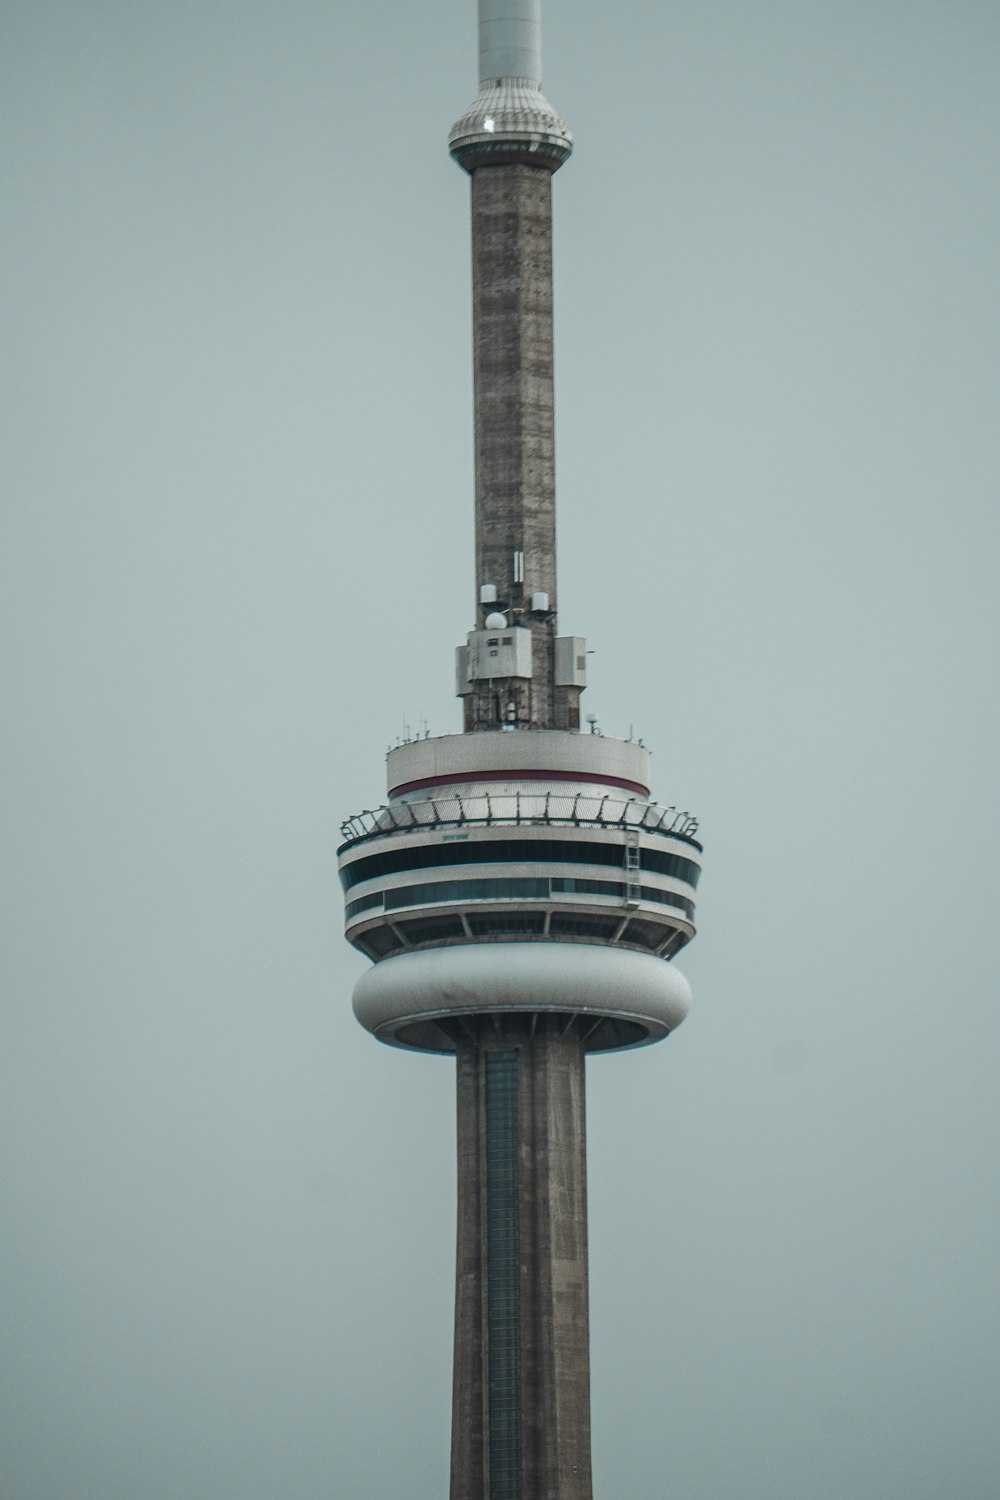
[
  {"x1": 341, "y1": 837, "x2": 700, "y2": 892},
  {"x1": 345, "y1": 876, "x2": 695, "y2": 921}
]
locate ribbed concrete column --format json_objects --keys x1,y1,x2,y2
[
  {"x1": 450, "y1": 1016, "x2": 593, "y2": 1500},
  {"x1": 471, "y1": 163, "x2": 558, "y2": 728}
]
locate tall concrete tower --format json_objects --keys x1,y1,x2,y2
[{"x1": 339, "y1": 4, "x2": 702, "y2": 1496}]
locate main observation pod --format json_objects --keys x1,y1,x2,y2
[
  {"x1": 339, "y1": 732, "x2": 701, "y2": 1053},
  {"x1": 448, "y1": 0, "x2": 573, "y2": 173}
]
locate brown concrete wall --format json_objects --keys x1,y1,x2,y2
[
  {"x1": 450, "y1": 1016, "x2": 593, "y2": 1500},
  {"x1": 471, "y1": 164, "x2": 559, "y2": 728},
  {"x1": 452, "y1": 1044, "x2": 487, "y2": 1495}
]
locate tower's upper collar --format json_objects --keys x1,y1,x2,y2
[{"x1": 449, "y1": 77, "x2": 572, "y2": 173}]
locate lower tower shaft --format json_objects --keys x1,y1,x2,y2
[{"x1": 451, "y1": 1016, "x2": 592, "y2": 1500}]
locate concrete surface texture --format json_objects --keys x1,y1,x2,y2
[
  {"x1": 470, "y1": 163, "x2": 570, "y2": 729},
  {"x1": 451, "y1": 1016, "x2": 592, "y2": 1500}
]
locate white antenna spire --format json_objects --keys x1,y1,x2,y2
[{"x1": 478, "y1": 0, "x2": 542, "y2": 84}]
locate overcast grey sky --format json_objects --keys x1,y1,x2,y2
[{"x1": 2, "y1": 2, "x2": 999, "y2": 1497}]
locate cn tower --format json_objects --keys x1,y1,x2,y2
[{"x1": 339, "y1": 4, "x2": 702, "y2": 1496}]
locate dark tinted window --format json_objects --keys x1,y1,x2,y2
[
  {"x1": 360, "y1": 927, "x2": 403, "y2": 957},
  {"x1": 395, "y1": 915, "x2": 466, "y2": 945},
  {"x1": 551, "y1": 876, "x2": 622, "y2": 898},
  {"x1": 467, "y1": 913, "x2": 546, "y2": 936},
  {"x1": 549, "y1": 914, "x2": 621, "y2": 939},
  {"x1": 386, "y1": 877, "x2": 549, "y2": 909},
  {"x1": 348, "y1": 875, "x2": 695, "y2": 924},
  {"x1": 640, "y1": 886, "x2": 695, "y2": 920},
  {"x1": 621, "y1": 917, "x2": 668, "y2": 950},
  {"x1": 341, "y1": 837, "x2": 699, "y2": 891},
  {"x1": 643, "y1": 849, "x2": 701, "y2": 887},
  {"x1": 345, "y1": 890, "x2": 384, "y2": 919}
]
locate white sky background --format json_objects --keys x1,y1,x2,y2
[{"x1": 2, "y1": 1, "x2": 999, "y2": 1496}]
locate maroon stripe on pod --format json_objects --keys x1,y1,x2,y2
[{"x1": 388, "y1": 767, "x2": 649, "y2": 799}]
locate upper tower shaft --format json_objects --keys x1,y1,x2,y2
[
  {"x1": 471, "y1": 163, "x2": 559, "y2": 723},
  {"x1": 450, "y1": 2, "x2": 579, "y2": 733}
]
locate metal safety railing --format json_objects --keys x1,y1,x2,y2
[{"x1": 339, "y1": 791, "x2": 699, "y2": 847}]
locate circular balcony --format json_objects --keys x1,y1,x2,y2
[
  {"x1": 339, "y1": 792, "x2": 701, "y2": 965},
  {"x1": 340, "y1": 789, "x2": 699, "y2": 847}
]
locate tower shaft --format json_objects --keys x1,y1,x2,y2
[
  {"x1": 471, "y1": 163, "x2": 558, "y2": 728},
  {"x1": 341, "y1": 4, "x2": 703, "y2": 1495},
  {"x1": 451, "y1": 1016, "x2": 592, "y2": 1500}
]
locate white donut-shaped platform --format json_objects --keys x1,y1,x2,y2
[{"x1": 352, "y1": 941, "x2": 691, "y2": 1053}]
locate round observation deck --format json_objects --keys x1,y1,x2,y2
[
  {"x1": 449, "y1": 78, "x2": 573, "y2": 173},
  {"x1": 339, "y1": 732, "x2": 701, "y2": 1052}
]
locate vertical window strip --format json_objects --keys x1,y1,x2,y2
[{"x1": 485, "y1": 1051, "x2": 522, "y2": 1499}]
